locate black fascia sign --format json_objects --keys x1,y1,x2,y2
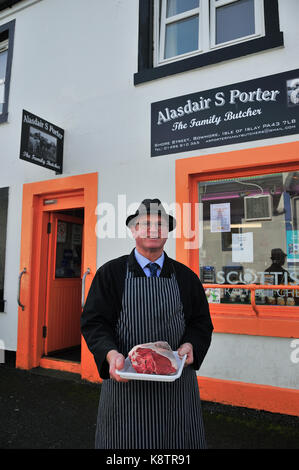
[
  {"x1": 151, "y1": 69, "x2": 299, "y2": 157},
  {"x1": 20, "y1": 110, "x2": 64, "y2": 174}
]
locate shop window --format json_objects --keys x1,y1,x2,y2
[
  {"x1": 135, "y1": 0, "x2": 283, "y2": 84},
  {"x1": 0, "y1": 20, "x2": 15, "y2": 124},
  {"x1": 0, "y1": 188, "x2": 8, "y2": 312},
  {"x1": 198, "y1": 171, "x2": 299, "y2": 308}
]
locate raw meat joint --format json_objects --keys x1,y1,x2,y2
[{"x1": 129, "y1": 341, "x2": 178, "y2": 375}]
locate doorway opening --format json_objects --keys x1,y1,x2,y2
[
  {"x1": 16, "y1": 172, "x2": 98, "y2": 380},
  {"x1": 42, "y1": 207, "x2": 84, "y2": 365}
]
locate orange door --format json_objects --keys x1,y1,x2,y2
[{"x1": 44, "y1": 212, "x2": 84, "y2": 355}]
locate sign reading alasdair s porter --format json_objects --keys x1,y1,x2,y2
[
  {"x1": 20, "y1": 110, "x2": 64, "y2": 173},
  {"x1": 151, "y1": 69, "x2": 299, "y2": 157}
]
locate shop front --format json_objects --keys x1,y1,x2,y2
[{"x1": 1, "y1": 0, "x2": 297, "y2": 420}]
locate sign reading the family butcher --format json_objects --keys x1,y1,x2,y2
[
  {"x1": 151, "y1": 69, "x2": 299, "y2": 157},
  {"x1": 20, "y1": 110, "x2": 64, "y2": 173}
]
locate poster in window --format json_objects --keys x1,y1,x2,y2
[
  {"x1": 210, "y1": 203, "x2": 231, "y2": 233},
  {"x1": 286, "y1": 230, "x2": 299, "y2": 263},
  {"x1": 232, "y1": 232, "x2": 253, "y2": 263},
  {"x1": 205, "y1": 288, "x2": 221, "y2": 304}
]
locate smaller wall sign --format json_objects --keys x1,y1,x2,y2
[{"x1": 20, "y1": 110, "x2": 64, "y2": 173}]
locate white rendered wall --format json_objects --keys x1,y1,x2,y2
[
  {"x1": 199, "y1": 333, "x2": 299, "y2": 390},
  {"x1": 0, "y1": 0, "x2": 298, "y2": 391}
]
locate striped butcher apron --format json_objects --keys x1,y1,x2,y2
[{"x1": 95, "y1": 265, "x2": 206, "y2": 449}]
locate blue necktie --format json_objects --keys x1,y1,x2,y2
[{"x1": 147, "y1": 262, "x2": 159, "y2": 277}]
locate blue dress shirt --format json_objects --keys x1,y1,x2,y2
[{"x1": 134, "y1": 248, "x2": 164, "y2": 277}]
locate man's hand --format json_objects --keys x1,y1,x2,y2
[
  {"x1": 177, "y1": 342, "x2": 194, "y2": 367},
  {"x1": 106, "y1": 350, "x2": 129, "y2": 382}
]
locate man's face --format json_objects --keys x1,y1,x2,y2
[{"x1": 131, "y1": 214, "x2": 168, "y2": 252}]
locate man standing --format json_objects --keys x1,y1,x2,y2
[{"x1": 81, "y1": 199, "x2": 213, "y2": 449}]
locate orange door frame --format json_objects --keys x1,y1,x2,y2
[{"x1": 16, "y1": 172, "x2": 99, "y2": 382}]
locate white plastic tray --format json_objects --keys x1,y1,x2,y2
[{"x1": 115, "y1": 351, "x2": 187, "y2": 382}]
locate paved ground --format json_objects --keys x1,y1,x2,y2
[{"x1": 0, "y1": 363, "x2": 298, "y2": 450}]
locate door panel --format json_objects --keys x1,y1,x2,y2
[{"x1": 44, "y1": 212, "x2": 83, "y2": 355}]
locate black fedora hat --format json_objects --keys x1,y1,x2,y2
[{"x1": 126, "y1": 198, "x2": 176, "y2": 232}]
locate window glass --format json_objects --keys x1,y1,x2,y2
[
  {"x1": 55, "y1": 221, "x2": 82, "y2": 278},
  {"x1": 165, "y1": 15, "x2": 199, "y2": 59},
  {"x1": 0, "y1": 49, "x2": 7, "y2": 77},
  {"x1": 0, "y1": 48, "x2": 8, "y2": 115},
  {"x1": 166, "y1": 0, "x2": 199, "y2": 17},
  {"x1": 198, "y1": 171, "x2": 299, "y2": 307},
  {"x1": 0, "y1": 187, "x2": 8, "y2": 311},
  {"x1": 216, "y1": 0, "x2": 255, "y2": 44}
]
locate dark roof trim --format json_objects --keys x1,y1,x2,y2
[{"x1": 0, "y1": 0, "x2": 23, "y2": 12}]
